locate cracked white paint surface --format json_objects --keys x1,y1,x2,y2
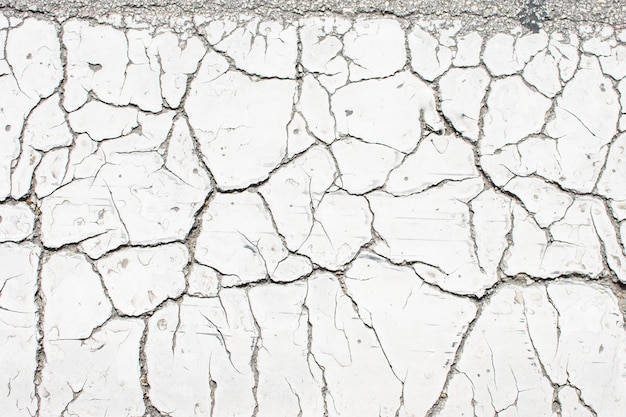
[{"x1": 0, "y1": 11, "x2": 625, "y2": 417}]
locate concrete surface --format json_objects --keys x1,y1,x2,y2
[{"x1": 0, "y1": 0, "x2": 625, "y2": 28}]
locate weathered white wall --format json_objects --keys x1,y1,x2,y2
[{"x1": 0, "y1": 8, "x2": 625, "y2": 417}]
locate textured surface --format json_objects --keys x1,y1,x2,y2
[
  {"x1": 1, "y1": 5, "x2": 626, "y2": 417},
  {"x1": 1, "y1": 0, "x2": 626, "y2": 27}
]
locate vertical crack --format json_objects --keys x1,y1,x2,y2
[
  {"x1": 246, "y1": 289, "x2": 261, "y2": 417},
  {"x1": 302, "y1": 283, "x2": 330, "y2": 417},
  {"x1": 425, "y1": 298, "x2": 482, "y2": 417},
  {"x1": 138, "y1": 316, "x2": 168, "y2": 417},
  {"x1": 336, "y1": 274, "x2": 406, "y2": 414},
  {"x1": 33, "y1": 250, "x2": 46, "y2": 417}
]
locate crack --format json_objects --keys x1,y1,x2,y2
[
  {"x1": 286, "y1": 379, "x2": 304, "y2": 417},
  {"x1": 138, "y1": 317, "x2": 153, "y2": 416},
  {"x1": 567, "y1": 381, "x2": 599, "y2": 417},
  {"x1": 335, "y1": 274, "x2": 406, "y2": 413},
  {"x1": 302, "y1": 282, "x2": 330, "y2": 417},
  {"x1": 208, "y1": 365, "x2": 217, "y2": 417},
  {"x1": 198, "y1": 310, "x2": 239, "y2": 372},
  {"x1": 237, "y1": 229, "x2": 270, "y2": 280},
  {"x1": 467, "y1": 194, "x2": 487, "y2": 274},
  {"x1": 102, "y1": 178, "x2": 131, "y2": 240},
  {"x1": 170, "y1": 300, "x2": 182, "y2": 355},
  {"x1": 424, "y1": 295, "x2": 482, "y2": 417},
  {"x1": 33, "y1": 250, "x2": 45, "y2": 417},
  {"x1": 246, "y1": 289, "x2": 261, "y2": 417},
  {"x1": 521, "y1": 290, "x2": 557, "y2": 386}
]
